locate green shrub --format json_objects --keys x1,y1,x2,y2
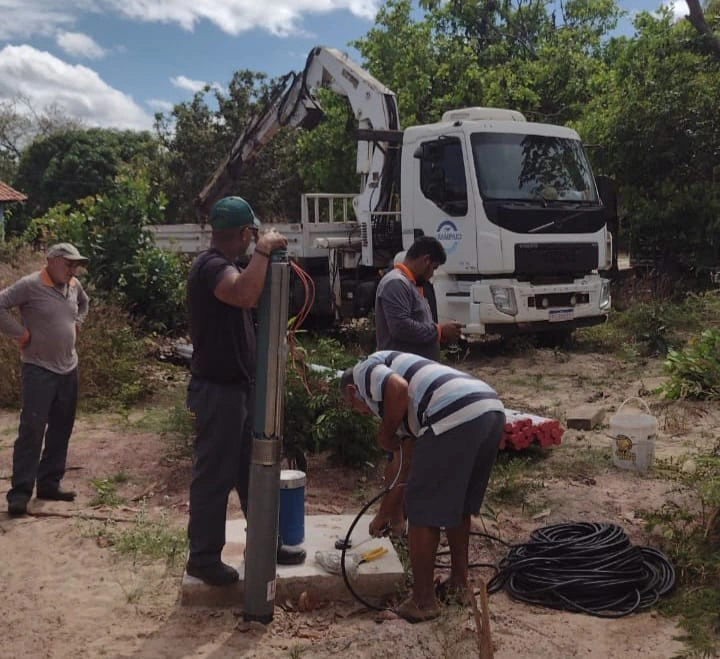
[
  {"x1": 77, "y1": 300, "x2": 155, "y2": 410},
  {"x1": 22, "y1": 202, "x2": 88, "y2": 247},
  {"x1": 284, "y1": 336, "x2": 378, "y2": 468},
  {"x1": 662, "y1": 329, "x2": 720, "y2": 400}
]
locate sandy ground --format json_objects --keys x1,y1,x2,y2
[{"x1": 1, "y1": 344, "x2": 713, "y2": 659}]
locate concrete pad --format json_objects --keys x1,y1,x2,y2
[
  {"x1": 566, "y1": 405, "x2": 605, "y2": 430},
  {"x1": 181, "y1": 514, "x2": 405, "y2": 608}
]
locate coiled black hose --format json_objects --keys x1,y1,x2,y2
[{"x1": 486, "y1": 522, "x2": 675, "y2": 618}]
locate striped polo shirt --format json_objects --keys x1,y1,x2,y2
[{"x1": 352, "y1": 351, "x2": 504, "y2": 437}]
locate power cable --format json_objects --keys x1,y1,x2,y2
[{"x1": 486, "y1": 521, "x2": 675, "y2": 618}]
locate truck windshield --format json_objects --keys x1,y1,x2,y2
[{"x1": 471, "y1": 133, "x2": 598, "y2": 203}]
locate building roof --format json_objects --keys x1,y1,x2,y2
[{"x1": 0, "y1": 181, "x2": 27, "y2": 203}]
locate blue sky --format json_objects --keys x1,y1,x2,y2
[{"x1": 0, "y1": 0, "x2": 688, "y2": 132}]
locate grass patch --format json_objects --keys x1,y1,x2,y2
[
  {"x1": 486, "y1": 450, "x2": 545, "y2": 510},
  {"x1": 543, "y1": 446, "x2": 612, "y2": 481},
  {"x1": 89, "y1": 472, "x2": 129, "y2": 507},
  {"x1": 642, "y1": 446, "x2": 720, "y2": 657},
  {"x1": 97, "y1": 507, "x2": 187, "y2": 567}
]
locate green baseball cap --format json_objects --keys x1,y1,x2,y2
[{"x1": 208, "y1": 196, "x2": 261, "y2": 230}]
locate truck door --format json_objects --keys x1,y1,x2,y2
[{"x1": 410, "y1": 136, "x2": 478, "y2": 273}]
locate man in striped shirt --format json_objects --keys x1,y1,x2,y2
[{"x1": 341, "y1": 351, "x2": 505, "y2": 623}]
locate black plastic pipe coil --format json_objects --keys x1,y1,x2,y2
[{"x1": 486, "y1": 522, "x2": 675, "y2": 618}]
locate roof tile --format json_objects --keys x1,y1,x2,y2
[{"x1": 0, "y1": 181, "x2": 27, "y2": 203}]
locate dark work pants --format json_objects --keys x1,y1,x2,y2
[
  {"x1": 186, "y1": 377, "x2": 254, "y2": 566},
  {"x1": 7, "y1": 363, "x2": 78, "y2": 503}
]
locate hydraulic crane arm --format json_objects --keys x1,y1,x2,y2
[{"x1": 195, "y1": 46, "x2": 402, "y2": 231}]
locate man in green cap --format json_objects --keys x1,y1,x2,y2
[
  {"x1": 0, "y1": 242, "x2": 90, "y2": 516},
  {"x1": 185, "y1": 196, "x2": 302, "y2": 586}
]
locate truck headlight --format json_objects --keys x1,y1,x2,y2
[
  {"x1": 490, "y1": 286, "x2": 518, "y2": 316},
  {"x1": 599, "y1": 280, "x2": 611, "y2": 311}
]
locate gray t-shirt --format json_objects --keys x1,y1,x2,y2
[
  {"x1": 375, "y1": 268, "x2": 440, "y2": 361},
  {"x1": 0, "y1": 269, "x2": 89, "y2": 374}
]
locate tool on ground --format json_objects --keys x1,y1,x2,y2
[{"x1": 359, "y1": 546, "x2": 388, "y2": 564}]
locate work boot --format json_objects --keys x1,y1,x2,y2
[
  {"x1": 36, "y1": 487, "x2": 76, "y2": 502},
  {"x1": 277, "y1": 543, "x2": 306, "y2": 566},
  {"x1": 7, "y1": 497, "x2": 29, "y2": 516},
  {"x1": 186, "y1": 561, "x2": 239, "y2": 586}
]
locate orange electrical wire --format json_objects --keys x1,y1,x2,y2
[{"x1": 288, "y1": 259, "x2": 316, "y2": 394}]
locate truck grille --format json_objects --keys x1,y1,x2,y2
[{"x1": 515, "y1": 243, "x2": 598, "y2": 276}]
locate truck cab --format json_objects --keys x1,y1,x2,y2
[{"x1": 402, "y1": 108, "x2": 611, "y2": 335}]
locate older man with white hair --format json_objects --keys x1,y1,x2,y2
[{"x1": 0, "y1": 242, "x2": 90, "y2": 516}]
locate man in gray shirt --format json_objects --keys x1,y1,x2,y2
[
  {"x1": 375, "y1": 236, "x2": 462, "y2": 361},
  {"x1": 0, "y1": 243, "x2": 90, "y2": 516}
]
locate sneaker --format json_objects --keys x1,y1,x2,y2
[
  {"x1": 186, "y1": 561, "x2": 239, "y2": 586},
  {"x1": 277, "y1": 544, "x2": 306, "y2": 566},
  {"x1": 7, "y1": 498, "x2": 28, "y2": 516},
  {"x1": 36, "y1": 487, "x2": 76, "y2": 502}
]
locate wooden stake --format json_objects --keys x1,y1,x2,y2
[{"x1": 468, "y1": 579, "x2": 494, "y2": 659}]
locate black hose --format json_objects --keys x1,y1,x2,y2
[
  {"x1": 435, "y1": 529, "x2": 511, "y2": 574},
  {"x1": 340, "y1": 487, "x2": 390, "y2": 612},
  {"x1": 486, "y1": 522, "x2": 675, "y2": 618}
]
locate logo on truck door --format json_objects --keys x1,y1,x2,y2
[{"x1": 436, "y1": 220, "x2": 462, "y2": 254}]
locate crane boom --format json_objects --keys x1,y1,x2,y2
[{"x1": 195, "y1": 46, "x2": 402, "y2": 230}]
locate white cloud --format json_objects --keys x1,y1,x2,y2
[
  {"x1": 147, "y1": 98, "x2": 174, "y2": 112},
  {"x1": 0, "y1": 0, "x2": 81, "y2": 40},
  {"x1": 0, "y1": 45, "x2": 153, "y2": 130},
  {"x1": 56, "y1": 31, "x2": 107, "y2": 59},
  {"x1": 170, "y1": 75, "x2": 207, "y2": 93},
  {"x1": 170, "y1": 75, "x2": 225, "y2": 95},
  {"x1": 0, "y1": 0, "x2": 379, "y2": 40},
  {"x1": 112, "y1": 0, "x2": 379, "y2": 36},
  {"x1": 666, "y1": 0, "x2": 687, "y2": 20}
]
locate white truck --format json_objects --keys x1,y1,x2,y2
[{"x1": 181, "y1": 46, "x2": 612, "y2": 336}]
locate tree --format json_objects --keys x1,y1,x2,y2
[
  {"x1": 353, "y1": 0, "x2": 621, "y2": 126},
  {"x1": 578, "y1": 9, "x2": 720, "y2": 273},
  {"x1": 0, "y1": 95, "x2": 83, "y2": 183},
  {"x1": 685, "y1": 0, "x2": 720, "y2": 60},
  {"x1": 154, "y1": 70, "x2": 304, "y2": 224},
  {"x1": 10, "y1": 127, "x2": 160, "y2": 234}
]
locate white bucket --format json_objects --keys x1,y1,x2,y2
[{"x1": 609, "y1": 397, "x2": 657, "y2": 472}]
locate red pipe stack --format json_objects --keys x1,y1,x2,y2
[{"x1": 500, "y1": 411, "x2": 564, "y2": 451}]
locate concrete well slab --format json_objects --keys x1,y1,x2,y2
[{"x1": 181, "y1": 514, "x2": 405, "y2": 608}]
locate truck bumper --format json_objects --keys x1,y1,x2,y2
[{"x1": 440, "y1": 276, "x2": 610, "y2": 336}]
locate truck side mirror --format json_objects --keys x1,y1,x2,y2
[{"x1": 413, "y1": 144, "x2": 424, "y2": 159}]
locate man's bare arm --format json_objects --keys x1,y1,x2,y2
[{"x1": 377, "y1": 374, "x2": 408, "y2": 451}]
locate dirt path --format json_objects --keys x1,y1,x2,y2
[{"x1": 1, "y1": 346, "x2": 707, "y2": 658}]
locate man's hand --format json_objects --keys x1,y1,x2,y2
[
  {"x1": 377, "y1": 429, "x2": 400, "y2": 452},
  {"x1": 16, "y1": 329, "x2": 30, "y2": 349},
  {"x1": 256, "y1": 228, "x2": 288, "y2": 255},
  {"x1": 439, "y1": 321, "x2": 463, "y2": 344}
]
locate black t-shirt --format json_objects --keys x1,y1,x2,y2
[{"x1": 187, "y1": 249, "x2": 256, "y2": 384}]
